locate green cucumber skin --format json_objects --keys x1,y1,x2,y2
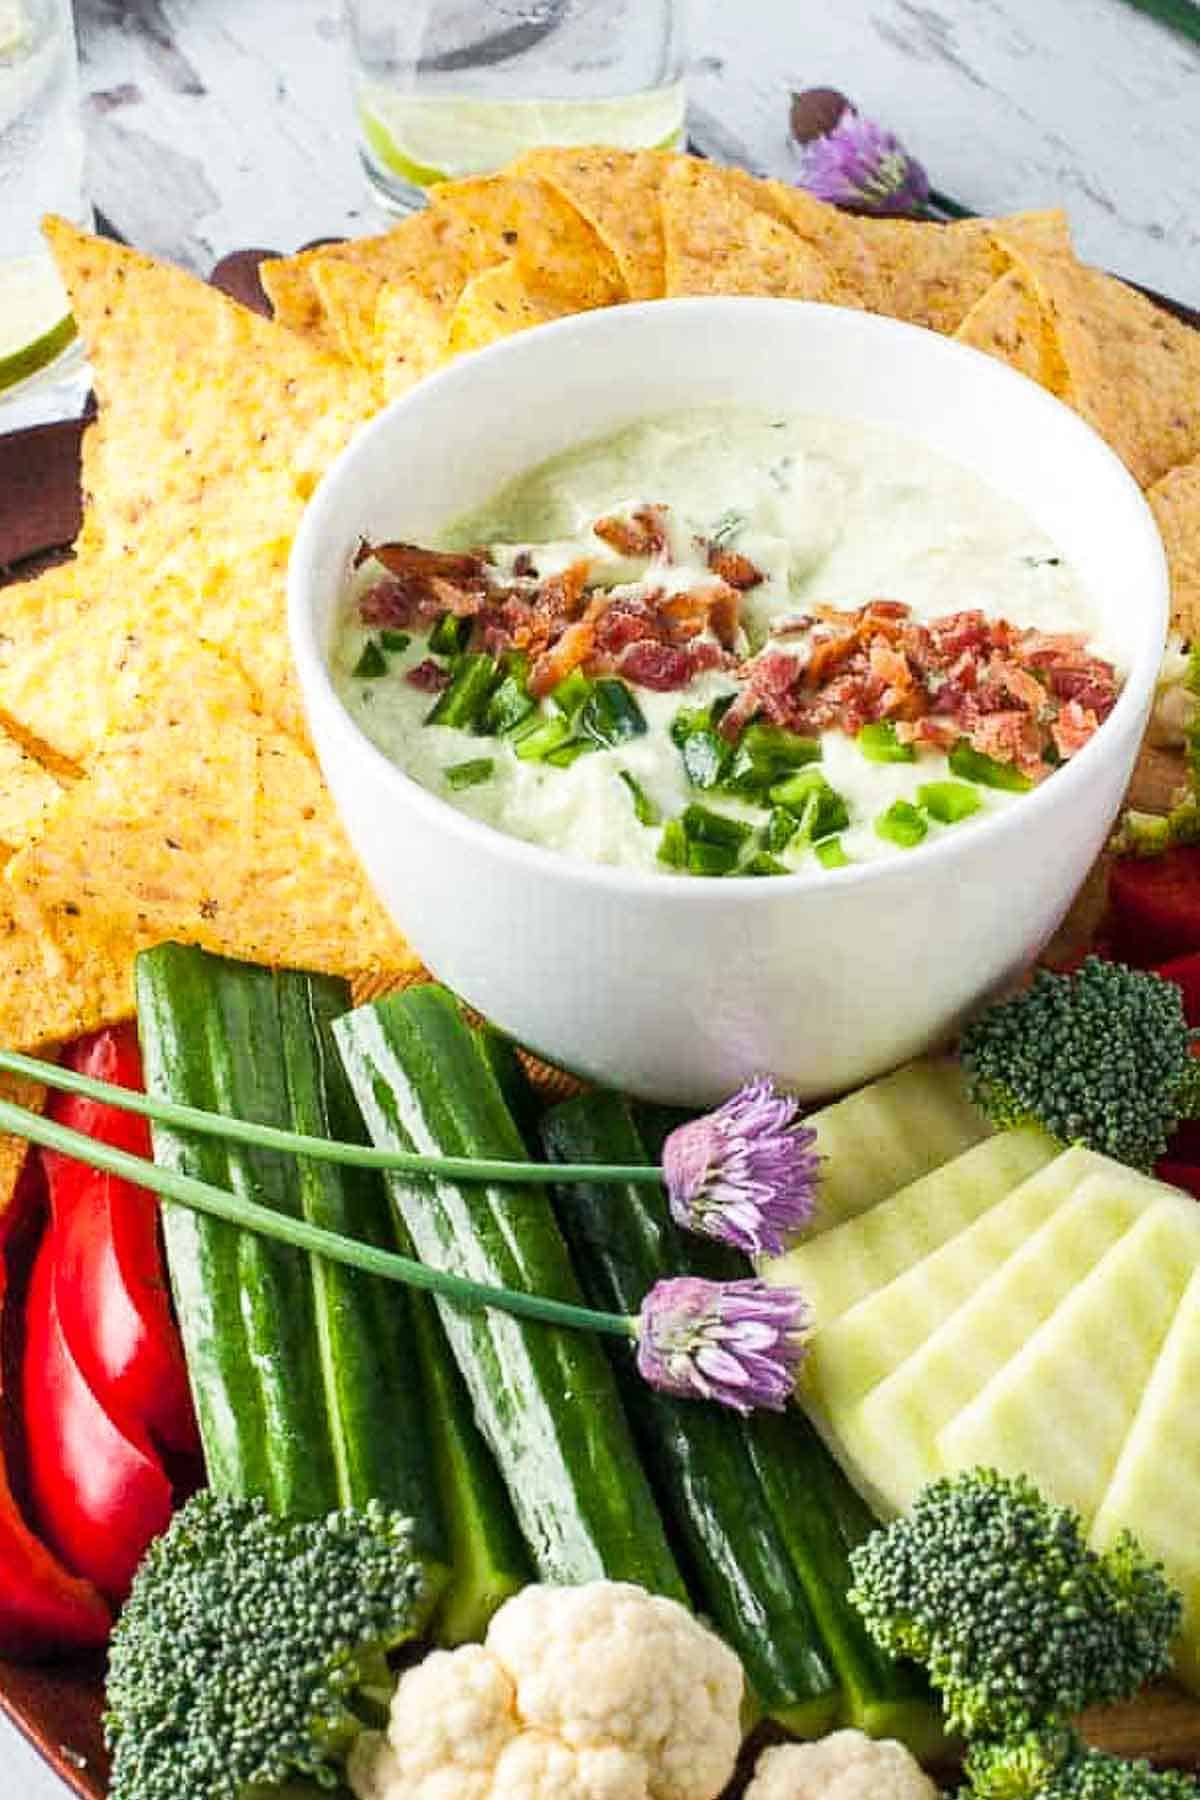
[
  {"x1": 542, "y1": 1092, "x2": 839, "y2": 1733},
  {"x1": 334, "y1": 985, "x2": 687, "y2": 1600},
  {"x1": 408, "y1": 1287, "x2": 530, "y2": 1645},
  {"x1": 276, "y1": 977, "x2": 447, "y2": 1575}
]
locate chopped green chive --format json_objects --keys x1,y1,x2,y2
[
  {"x1": 424, "y1": 653, "x2": 499, "y2": 730},
  {"x1": 710, "y1": 508, "x2": 746, "y2": 547},
  {"x1": 618, "y1": 770, "x2": 660, "y2": 827},
  {"x1": 379, "y1": 629, "x2": 411, "y2": 653},
  {"x1": 428, "y1": 612, "x2": 471, "y2": 657},
  {"x1": 513, "y1": 714, "x2": 573, "y2": 762},
  {"x1": 445, "y1": 758, "x2": 494, "y2": 791},
  {"x1": 918, "y1": 780, "x2": 983, "y2": 825},
  {"x1": 875, "y1": 800, "x2": 928, "y2": 848},
  {"x1": 657, "y1": 819, "x2": 688, "y2": 868},
  {"x1": 581, "y1": 678, "x2": 647, "y2": 748},
  {"x1": 948, "y1": 740, "x2": 1033, "y2": 792},
  {"x1": 815, "y1": 837, "x2": 851, "y2": 869},
  {"x1": 353, "y1": 640, "x2": 388, "y2": 678},
  {"x1": 858, "y1": 721, "x2": 916, "y2": 764}
]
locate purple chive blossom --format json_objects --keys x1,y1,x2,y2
[
  {"x1": 789, "y1": 89, "x2": 930, "y2": 218},
  {"x1": 636, "y1": 1277, "x2": 810, "y2": 1414},
  {"x1": 662, "y1": 1078, "x2": 821, "y2": 1257}
]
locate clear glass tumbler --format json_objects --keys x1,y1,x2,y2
[
  {"x1": 345, "y1": 0, "x2": 687, "y2": 213},
  {"x1": 0, "y1": 0, "x2": 90, "y2": 420}
]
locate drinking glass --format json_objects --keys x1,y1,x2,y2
[
  {"x1": 345, "y1": 0, "x2": 687, "y2": 213},
  {"x1": 0, "y1": 0, "x2": 90, "y2": 423}
]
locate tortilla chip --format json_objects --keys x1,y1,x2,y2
[
  {"x1": 851, "y1": 208, "x2": 1071, "y2": 334},
  {"x1": 955, "y1": 267, "x2": 1070, "y2": 393},
  {"x1": 4, "y1": 641, "x2": 414, "y2": 981},
  {"x1": 0, "y1": 727, "x2": 63, "y2": 853},
  {"x1": 309, "y1": 258, "x2": 388, "y2": 379},
  {"x1": 987, "y1": 241, "x2": 1200, "y2": 489},
  {"x1": 259, "y1": 254, "x2": 342, "y2": 353},
  {"x1": 44, "y1": 220, "x2": 378, "y2": 576},
  {"x1": 512, "y1": 147, "x2": 669, "y2": 300},
  {"x1": 446, "y1": 259, "x2": 579, "y2": 358},
  {"x1": 0, "y1": 557, "x2": 94, "y2": 673},
  {"x1": 430, "y1": 173, "x2": 625, "y2": 309},
  {"x1": 662, "y1": 158, "x2": 843, "y2": 301},
  {"x1": 0, "y1": 896, "x2": 138, "y2": 1052},
  {"x1": 0, "y1": 1071, "x2": 46, "y2": 1216},
  {"x1": 1148, "y1": 457, "x2": 1200, "y2": 644}
]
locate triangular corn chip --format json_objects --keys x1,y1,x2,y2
[
  {"x1": 662, "y1": 158, "x2": 842, "y2": 301},
  {"x1": 513, "y1": 147, "x2": 669, "y2": 299},
  {"x1": 5, "y1": 642, "x2": 414, "y2": 981},
  {"x1": 430, "y1": 172, "x2": 625, "y2": 308},
  {"x1": 446, "y1": 259, "x2": 581, "y2": 358},
  {"x1": 0, "y1": 727, "x2": 63, "y2": 854},
  {"x1": 1148, "y1": 457, "x2": 1200, "y2": 643},
  {"x1": 851, "y1": 209, "x2": 1070, "y2": 334},
  {"x1": 955, "y1": 266, "x2": 1070, "y2": 394}
]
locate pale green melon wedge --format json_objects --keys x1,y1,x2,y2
[
  {"x1": 831, "y1": 1161, "x2": 1161, "y2": 1516},
  {"x1": 938, "y1": 1195, "x2": 1200, "y2": 1522},
  {"x1": 1090, "y1": 1266, "x2": 1200, "y2": 1693},
  {"x1": 769, "y1": 1128, "x2": 1054, "y2": 1329},
  {"x1": 797, "y1": 1058, "x2": 989, "y2": 1241},
  {"x1": 808, "y1": 1145, "x2": 1105, "y2": 1417}
]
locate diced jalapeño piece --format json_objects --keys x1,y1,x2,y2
[
  {"x1": 429, "y1": 612, "x2": 472, "y2": 657},
  {"x1": 484, "y1": 674, "x2": 536, "y2": 737},
  {"x1": 918, "y1": 780, "x2": 983, "y2": 824},
  {"x1": 544, "y1": 739, "x2": 594, "y2": 768},
  {"x1": 551, "y1": 667, "x2": 595, "y2": 718},
  {"x1": 740, "y1": 852, "x2": 789, "y2": 877},
  {"x1": 657, "y1": 820, "x2": 688, "y2": 868},
  {"x1": 764, "y1": 808, "x2": 800, "y2": 854},
  {"x1": 815, "y1": 837, "x2": 851, "y2": 869},
  {"x1": 618, "y1": 770, "x2": 660, "y2": 827},
  {"x1": 727, "y1": 723, "x2": 822, "y2": 796},
  {"x1": 858, "y1": 721, "x2": 915, "y2": 764},
  {"x1": 771, "y1": 769, "x2": 850, "y2": 841},
  {"x1": 680, "y1": 728, "x2": 729, "y2": 791},
  {"x1": 681, "y1": 805, "x2": 755, "y2": 849},
  {"x1": 380, "y1": 630, "x2": 411, "y2": 653},
  {"x1": 353, "y1": 640, "x2": 388, "y2": 678},
  {"x1": 686, "y1": 840, "x2": 740, "y2": 877},
  {"x1": 513, "y1": 714, "x2": 573, "y2": 762},
  {"x1": 875, "y1": 800, "x2": 928, "y2": 848},
  {"x1": 445, "y1": 758, "x2": 494, "y2": 791},
  {"x1": 581, "y1": 678, "x2": 648, "y2": 748},
  {"x1": 949, "y1": 740, "x2": 1033, "y2": 792},
  {"x1": 425, "y1": 654, "x2": 500, "y2": 730}
]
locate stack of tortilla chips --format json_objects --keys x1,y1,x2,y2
[{"x1": 0, "y1": 149, "x2": 1196, "y2": 1205}]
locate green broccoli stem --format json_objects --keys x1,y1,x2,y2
[
  {"x1": 0, "y1": 1097, "x2": 635, "y2": 1342},
  {"x1": 0, "y1": 1046, "x2": 664, "y2": 1188}
]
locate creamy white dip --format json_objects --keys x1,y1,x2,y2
[{"x1": 331, "y1": 409, "x2": 1112, "y2": 877}]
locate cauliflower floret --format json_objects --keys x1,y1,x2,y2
[
  {"x1": 490, "y1": 1731, "x2": 649, "y2": 1798},
  {"x1": 745, "y1": 1731, "x2": 940, "y2": 1800},
  {"x1": 347, "y1": 1582, "x2": 744, "y2": 1800},
  {"x1": 487, "y1": 1581, "x2": 743, "y2": 1800}
]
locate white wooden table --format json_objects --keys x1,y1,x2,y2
[{"x1": 3, "y1": 0, "x2": 1197, "y2": 1791}]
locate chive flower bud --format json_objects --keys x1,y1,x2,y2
[
  {"x1": 662, "y1": 1078, "x2": 821, "y2": 1256},
  {"x1": 789, "y1": 89, "x2": 930, "y2": 217},
  {"x1": 636, "y1": 1276, "x2": 810, "y2": 1413}
]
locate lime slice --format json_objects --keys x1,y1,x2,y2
[
  {"x1": 0, "y1": 255, "x2": 77, "y2": 394},
  {"x1": 359, "y1": 84, "x2": 686, "y2": 188}
]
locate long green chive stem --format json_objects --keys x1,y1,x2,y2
[
  {"x1": 0, "y1": 1048, "x2": 662, "y2": 1189},
  {"x1": 0, "y1": 1098, "x2": 636, "y2": 1341}
]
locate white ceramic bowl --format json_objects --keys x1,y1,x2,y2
[{"x1": 289, "y1": 298, "x2": 1168, "y2": 1105}]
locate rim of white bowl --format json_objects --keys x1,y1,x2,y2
[{"x1": 289, "y1": 297, "x2": 1170, "y2": 905}]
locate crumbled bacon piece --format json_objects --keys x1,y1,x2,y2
[
  {"x1": 528, "y1": 619, "x2": 597, "y2": 697},
  {"x1": 593, "y1": 505, "x2": 669, "y2": 559},
  {"x1": 707, "y1": 545, "x2": 763, "y2": 590},
  {"x1": 405, "y1": 659, "x2": 451, "y2": 692},
  {"x1": 359, "y1": 541, "x2": 491, "y2": 630},
  {"x1": 1052, "y1": 698, "x2": 1102, "y2": 760}
]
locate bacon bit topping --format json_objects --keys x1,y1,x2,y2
[
  {"x1": 359, "y1": 542, "x2": 491, "y2": 630},
  {"x1": 592, "y1": 505, "x2": 670, "y2": 559},
  {"x1": 707, "y1": 544, "x2": 764, "y2": 590},
  {"x1": 405, "y1": 659, "x2": 452, "y2": 693},
  {"x1": 723, "y1": 600, "x2": 1119, "y2": 776}
]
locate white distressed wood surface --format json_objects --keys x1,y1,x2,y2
[{"x1": 2, "y1": 0, "x2": 1197, "y2": 1792}]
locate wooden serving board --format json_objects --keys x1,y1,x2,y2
[{"x1": 0, "y1": 249, "x2": 1198, "y2": 1799}]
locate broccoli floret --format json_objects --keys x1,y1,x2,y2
[
  {"x1": 964, "y1": 1734, "x2": 1199, "y2": 1800},
  {"x1": 959, "y1": 957, "x2": 1200, "y2": 1172},
  {"x1": 847, "y1": 1468, "x2": 1181, "y2": 1740},
  {"x1": 105, "y1": 1491, "x2": 432, "y2": 1800}
]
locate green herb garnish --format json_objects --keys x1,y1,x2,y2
[
  {"x1": 445, "y1": 758, "x2": 495, "y2": 790},
  {"x1": 918, "y1": 780, "x2": 983, "y2": 824},
  {"x1": 948, "y1": 740, "x2": 1033, "y2": 792},
  {"x1": 580, "y1": 678, "x2": 648, "y2": 748},
  {"x1": 428, "y1": 612, "x2": 472, "y2": 657},
  {"x1": 618, "y1": 770, "x2": 660, "y2": 827},
  {"x1": 875, "y1": 799, "x2": 929, "y2": 848},
  {"x1": 815, "y1": 837, "x2": 851, "y2": 869},
  {"x1": 425, "y1": 653, "x2": 499, "y2": 730},
  {"x1": 353, "y1": 640, "x2": 388, "y2": 679},
  {"x1": 380, "y1": 629, "x2": 411, "y2": 653},
  {"x1": 858, "y1": 721, "x2": 916, "y2": 764}
]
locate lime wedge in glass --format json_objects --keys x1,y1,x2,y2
[
  {"x1": 0, "y1": 255, "x2": 77, "y2": 395},
  {"x1": 359, "y1": 83, "x2": 686, "y2": 189}
]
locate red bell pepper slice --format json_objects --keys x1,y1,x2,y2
[
  {"x1": 41, "y1": 1025, "x2": 198, "y2": 1459},
  {"x1": 0, "y1": 1256, "x2": 110, "y2": 1657},
  {"x1": 22, "y1": 1231, "x2": 174, "y2": 1604},
  {"x1": 1108, "y1": 846, "x2": 1200, "y2": 967}
]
